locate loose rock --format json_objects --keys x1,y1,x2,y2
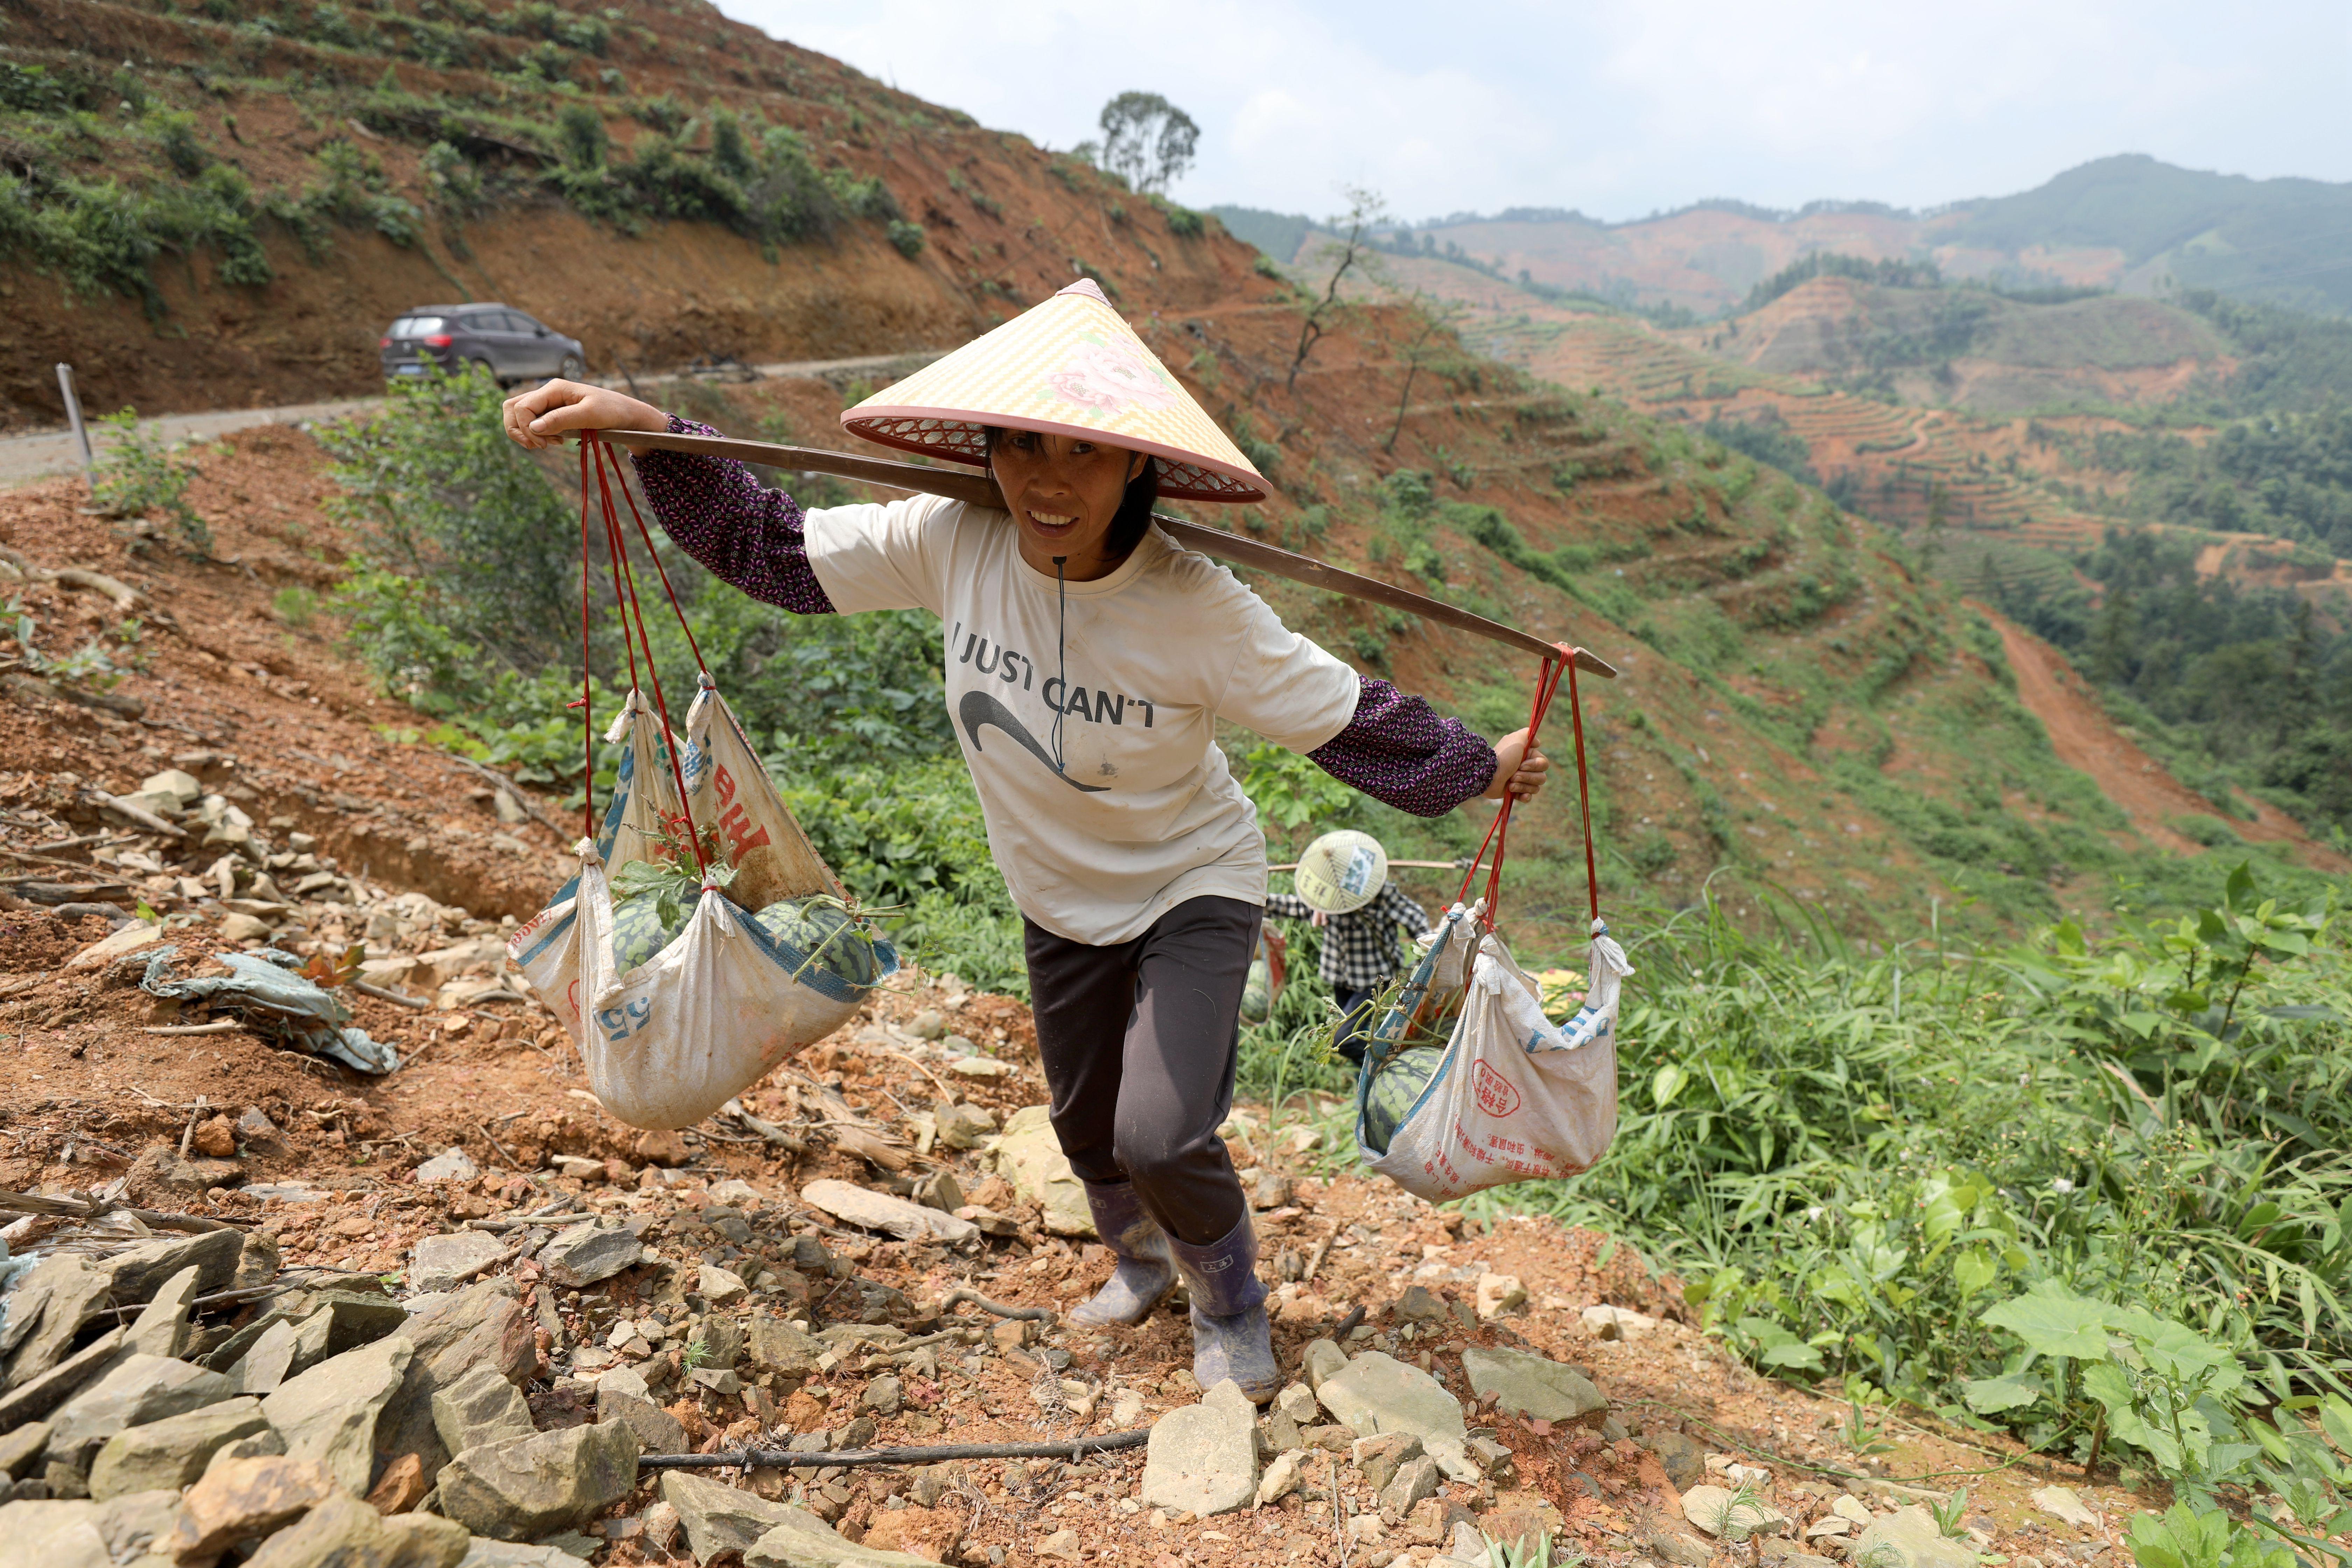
[
  {"x1": 414, "y1": 1148, "x2": 479, "y2": 1184},
  {"x1": 1474, "y1": 1273, "x2": 1528, "y2": 1319},
  {"x1": 431, "y1": 1365, "x2": 535, "y2": 1457},
  {"x1": 1379, "y1": 1454, "x2": 1442, "y2": 1515},
  {"x1": 658, "y1": 1471, "x2": 804, "y2": 1563},
  {"x1": 438, "y1": 1421, "x2": 640, "y2": 1541},
  {"x1": 45, "y1": 1353, "x2": 236, "y2": 1465},
  {"x1": 260, "y1": 1334, "x2": 415, "y2": 1493},
  {"x1": 982, "y1": 1107, "x2": 1093, "y2": 1238},
  {"x1": 1312, "y1": 1352, "x2": 1472, "y2": 1480},
  {"x1": 740, "y1": 1506, "x2": 938, "y2": 1567},
  {"x1": 166, "y1": 1453, "x2": 341, "y2": 1562},
  {"x1": 537, "y1": 1223, "x2": 644, "y2": 1288},
  {"x1": 1139, "y1": 1395, "x2": 1259, "y2": 1517},
  {"x1": 2031, "y1": 1485, "x2": 2101, "y2": 1530},
  {"x1": 410, "y1": 1233, "x2": 510, "y2": 1295},
  {"x1": 798, "y1": 1181, "x2": 978, "y2": 1246},
  {"x1": 1255, "y1": 1449, "x2": 1306, "y2": 1507},
  {"x1": 1300, "y1": 1339, "x2": 1347, "y2": 1392},
  {"x1": 1351, "y1": 1432, "x2": 1424, "y2": 1490},
  {"x1": 1642, "y1": 1429, "x2": 1706, "y2": 1491},
  {"x1": 1682, "y1": 1483, "x2": 1791, "y2": 1541},
  {"x1": 1852, "y1": 1505, "x2": 1979, "y2": 1568},
  {"x1": 86, "y1": 1396, "x2": 270, "y2": 1500},
  {"x1": 698, "y1": 1264, "x2": 749, "y2": 1307},
  {"x1": 1460, "y1": 1345, "x2": 1608, "y2": 1425}
]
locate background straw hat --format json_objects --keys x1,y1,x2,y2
[
  {"x1": 1293, "y1": 830, "x2": 1390, "y2": 915},
  {"x1": 840, "y1": 279, "x2": 1267, "y2": 503}
]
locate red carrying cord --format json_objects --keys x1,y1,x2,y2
[
  {"x1": 576, "y1": 433, "x2": 710, "y2": 879},
  {"x1": 1452, "y1": 644, "x2": 1601, "y2": 929}
]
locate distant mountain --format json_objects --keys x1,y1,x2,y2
[{"x1": 1217, "y1": 157, "x2": 2352, "y2": 319}]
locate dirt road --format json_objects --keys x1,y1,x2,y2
[
  {"x1": 1976, "y1": 602, "x2": 2347, "y2": 870},
  {"x1": 0, "y1": 350, "x2": 940, "y2": 486}
]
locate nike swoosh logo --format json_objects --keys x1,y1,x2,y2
[{"x1": 958, "y1": 690, "x2": 1108, "y2": 792}]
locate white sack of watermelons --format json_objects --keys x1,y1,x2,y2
[{"x1": 507, "y1": 678, "x2": 898, "y2": 1129}]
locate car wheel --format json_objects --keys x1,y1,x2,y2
[
  {"x1": 469, "y1": 356, "x2": 500, "y2": 386},
  {"x1": 557, "y1": 354, "x2": 586, "y2": 382}
]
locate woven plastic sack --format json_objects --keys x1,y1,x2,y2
[
  {"x1": 507, "y1": 677, "x2": 898, "y2": 1129},
  {"x1": 1355, "y1": 905, "x2": 1624, "y2": 1203}
]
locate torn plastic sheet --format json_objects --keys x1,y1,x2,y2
[{"x1": 140, "y1": 946, "x2": 399, "y2": 1075}]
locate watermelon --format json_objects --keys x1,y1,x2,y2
[
  {"x1": 1360, "y1": 1044, "x2": 1445, "y2": 1156},
  {"x1": 610, "y1": 892, "x2": 688, "y2": 973},
  {"x1": 751, "y1": 896, "x2": 883, "y2": 989},
  {"x1": 1240, "y1": 957, "x2": 1272, "y2": 1024}
]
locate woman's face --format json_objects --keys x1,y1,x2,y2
[{"x1": 989, "y1": 430, "x2": 1147, "y2": 583}]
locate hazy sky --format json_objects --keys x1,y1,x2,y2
[{"x1": 713, "y1": 0, "x2": 2351, "y2": 224}]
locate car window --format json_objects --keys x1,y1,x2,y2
[
  {"x1": 460, "y1": 313, "x2": 505, "y2": 333},
  {"x1": 511, "y1": 313, "x2": 544, "y2": 334},
  {"x1": 390, "y1": 315, "x2": 443, "y2": 336}
]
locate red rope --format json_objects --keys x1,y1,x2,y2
[
  {"x1": 608, "y1": 446, "x2": 710, "y2": 676},
  {"x1": 591, "y1": 438, "x2": 708, "y2": 878},
  {"x1": 1450, "y1": 644, "x2": 1600, "y2": 929},
  {"x1": 576, "y1": 441, "x2": 595, "y2": 841}
]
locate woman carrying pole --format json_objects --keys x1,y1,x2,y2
[{"x1": 501, "y1": 280, "x2": 1547, "y2": 1402}]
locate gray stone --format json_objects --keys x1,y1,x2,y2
[
  {"x1": 539, "y1": 1222, "x2": 644, "y2": 1288},
  {"x1": 438, "y1": 1421, "x2": 640, "y2": 1541},
  {"x1": 122, "y1": 1266, "x2": 201, "y2": 1360},
  {"x1": 798, "y1": 1181, "x2": 978, "y2": 1246},
  {"x1": 744, "y1": 1316, "x2": 824, "y2": 1380},
  {"x1": 1467, "y1": 1435, "x2": 1517, "y2": 1483},
  {"x1": 1393, "y1": 1285, "x2": 1446, "y2": 1322},
  {"x1": 599, "y1": 1386, "x2": 687, "y2": 1458},
  {"x1": 433, "y1": 1364, "x2": 536, "y2": 1456},
  {"x1": 1650, "y1": 1529, "x2": 1717, "y2": 1568},
  {"x1": 415, "y1": 1147, "x2": 479, "y2": 1184},
  {"x1": 228, "y1": 1318, "x2": 304, "y2": 1395},
  {"x1": 411, "y1": 1232, "x2": 510, "y2": 1295},
  {"x1": 982, "y1": 1107, "x2": 1093, "y2": 1238},
  {"x1": 689, "y1": 1317, "x2": 743, "y2": 1372},
  {"x1": 374, "y1": 1279, "x2": 537, "y2": 1485},
  {"x1": 0, "y1": 1422, "x2": 48, "y2": 1479},
  {"x1": 100, "y1": 1229, "x2": 245, "y2": 1306},
  {"x1": 1252, "y1": 1170, "x2": 1294, "y2": 1210},
  {"x1": 238, "y1": 1105, "x2": 289, "y2": 1154},
  {"x1": 1461, "y1": 1345, "x2": 1609, "y2": 1425},
  {"x1": 1379, "y1": 1454, "x2": 1442, "y2": 1515},
  {"x1": 1852, "y1": 1505, "x2": 1977, "y2": 1568},
  {"x1": 742, "y1": 1505, "x2": 948, "y2": 1567},
  {"x1": 458, "y1": 1540, "x2": 594, "y2": 1568},
  {"x1": 1643, "y1": 1428, "x2": 1707, "y2": 1491},
  {"x1": 1312, "y1": 1351, "x2": 1471, "y2": 1480},
  {"x1": 1273, "y1": 1382, "x2": 1318, "y2": 1425},
  {"x1": 1262, "y1": 1408, "x2": 1302, "y2": 1452},
  {"x1": 699, "y1": 1264, "x2": 749, "y2": 1307},
  {"x1": 0, "y1": 1498, "x2": 109, "y2": 1568},
  {"x1": 86, "y1": 1395, "x2": 270, "y2": 1499},
  {"x1": 386, "y1": 1514, "x2": 474, "y2": 1568},
  {"x1": 242, "y1": 1488, "x2": 402, "y2": 1568},
  {"x1": 44, "y1": 1353, "x2": 235, "y2": 1465},
  {"x1": 1301, "y1": 1338, "x2": 1348, "y2": 1391},
  {"x1": 935, "y1": 1102, "x2": 997, "y2": 1150},
  {"x1": 1350, "y1": 1432, "x2": 1424, "y2": 1490},
  {"x1": 861, "y1": 1376, "x2": 902, "y2": 1417},
  {"x1": 96, "y1": 1487, "x2": 182, "y2": 1562},
  {"x1": 1139, "y1": 1398, "x2": 1259, "y2": 1517},
  {"x1": 0, "y1": 1257, "x2": 112, "y2": 1388},
  {"x1": 1683, "y1": 1484, "x2": 1791, "y2": 1541},
  {"x1": 261, "y1": 1333, "x2": 415, "y2": 1493},
  {"x1": 660, "y1": 1470, "x2": 805, "y2": 1563},
  {"x1": 167, "y1": 1453, "x2": 341, "y2": 1562}
]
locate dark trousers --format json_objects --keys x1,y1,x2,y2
[
  {"x1": 1333, "y1": 985, "x2": 1381, "y2": 1065},
  {"x1": 1022, "y1": 895, "x2": 1260, "y2": 1247}
]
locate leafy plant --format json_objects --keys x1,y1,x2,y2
[
  {"x1": 2125, "y1": 1503, "x2": 2297, "y2": 1568},
  {"x1": 1480, "y1": 1528, "x2": 1579, "y2": 1568},
  {"x1": 1236, "y1": 742, "x2": 1359, "y2": 836},
  {"x1": 611, "y1": 810, "x2": 738, "y2": 930},
  {"x1": 89, "y1": 410, "x2": 210, "y2": 551},
  {"x1": 1927, "y1": 1488, "x2": 1970, "y2": 1539}
]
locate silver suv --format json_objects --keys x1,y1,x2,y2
[{"x1": 379, "y1": 304, "x2": 587, "y2": 385}]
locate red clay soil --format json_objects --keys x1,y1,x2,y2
[{"x1": 1974, "y1": 602, "x2": 2347, "y2": 871}]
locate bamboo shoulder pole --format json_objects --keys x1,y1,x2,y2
[{"x1": 593, "y1": 429, "x2": 1617, "y2": 678}]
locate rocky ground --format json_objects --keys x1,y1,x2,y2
[{"x1": 0, "y1": 439, "x2": 2159, "y2": 1568}]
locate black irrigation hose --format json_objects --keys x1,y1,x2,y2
[
  {"x1": 638, "y1": 1429, "x2": 1150, "y2": 1471},
  {"x1": 1333, "y1": 1303, "x2": 1367, "y2": 1338}
]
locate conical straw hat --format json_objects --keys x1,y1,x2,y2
[
  {"x1": 840, "y1": 279, "x2": 1266, "y2": 503},
  {"x1": 1294, "y1": 830, "x2": 1389, "y2": 915}
]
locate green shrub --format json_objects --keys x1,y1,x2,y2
[
  {"x1": 887, "y1": 219, "x2": 925, "y2": 258},
  {"x1": 89, "y1": 410, "x2": 209, "y2": 552}
]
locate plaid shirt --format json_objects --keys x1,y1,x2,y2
[{"x1": 1265, "y1": 883, "x2": 1436, "y2": 992}]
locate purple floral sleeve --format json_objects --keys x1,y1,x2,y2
[
  {"x1": 626, "y1": 415, "x2": 835, "y2": 615},
  {"x1": 1310, "y1": 676, "x2": 1498, "y2": 817}
]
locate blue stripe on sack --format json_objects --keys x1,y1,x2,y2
[
  {"x1": 721, "y1": 900, "x2": 901, "y2": 1005},
  {"x1": 514, "y1": 903, "x2": 576, "y2": 967}
]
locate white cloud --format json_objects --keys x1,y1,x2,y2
[{"x1": 714, "y1": 0, "x2": 2352, "y2": 221}]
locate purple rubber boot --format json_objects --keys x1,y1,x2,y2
[
  {"x1": 1069, "y1": 1179, "x2": 1177, "y2": 1327},
  {"x1": 1168, "y1": 1210, "x2": 1279, "y2": 1404}
]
